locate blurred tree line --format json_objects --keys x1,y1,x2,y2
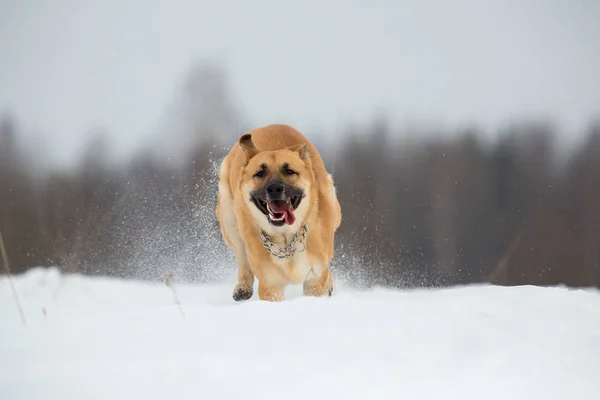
[{"x1": 1, "y1": 65, "x2": 599, "y2": 288}]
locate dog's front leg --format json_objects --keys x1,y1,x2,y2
[
  {"x1": 303, "y1": 263, "x2": 333, "y2": 297},
  {"x1": 257, "y1": 280, "x2": 285, "y2": 302},
  {"x1": 233, "y1": 261, "x2": 254, "y2": 301},
  {"x1": 230, "y1": 247, "x2": 255, "y2": 301},
  {"x1": 242, "y1": 234, "x2": 287, "y2": 301},
  {"x1": 238, "y1": 220, "x2": 286, "y2": 301}
]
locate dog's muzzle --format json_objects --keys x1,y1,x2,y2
[{"x1": 251, "y1": 180, "x2": 303, "y2": 226}]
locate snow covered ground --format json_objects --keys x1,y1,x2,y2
[{"x1": 1, "y1": 267, "x2": 600, "y2": 400}]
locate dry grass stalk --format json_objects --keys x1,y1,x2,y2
[
  {"x1": 161, "y1": 273, "x2": 185, "y2": 319},
  {"x1": 0, "y1": 229, "x2": 27, "y2": 326}
]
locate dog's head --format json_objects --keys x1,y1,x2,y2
[{"x1": 238, "y1": 133, "x2": 314, "y2": 228}]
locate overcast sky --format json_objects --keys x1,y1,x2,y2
[{"x1": 1, "y1": 0, "x2": 599, "y2": 167}]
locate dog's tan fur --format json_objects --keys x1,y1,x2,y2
[{"x1": 216, "y1": 124, "x2": 341, "y2": 301}]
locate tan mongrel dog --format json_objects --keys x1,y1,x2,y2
[{"x1": 216, "y1": 124, "x2": 342, "y2": 301}]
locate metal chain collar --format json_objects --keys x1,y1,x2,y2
[{"x1": 260, "y1": 224, "x2": 308, "y2": 260}]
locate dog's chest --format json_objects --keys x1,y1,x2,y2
[{"x1": 272, "y1": 251, "x2": 313, "y2": 284}]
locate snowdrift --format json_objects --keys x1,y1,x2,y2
[{"x1": 1, "y1": 267, "x2": 600, "y2": 399}]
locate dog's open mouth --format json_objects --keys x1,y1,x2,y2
[
  {"x1": 268, "y1": 199, "x2": 295, "y2": 225},
  {"x1": 253, "y1": 195, "x2": 301, "y2": 226}
]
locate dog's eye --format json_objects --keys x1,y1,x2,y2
[
  {"x1": 284, "y1": 168, "x2": 296, "y2": 176},
  {"x1": 254, "y1": 170, "x2": 266, "y2": 178}
]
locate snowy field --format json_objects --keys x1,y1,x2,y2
[{"x1": 1, "y1": 267, "x2": 600, "y2": 400}]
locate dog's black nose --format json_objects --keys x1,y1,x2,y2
[{"x1": 265, "y1": 181, "x2": 285, "y2": 198}]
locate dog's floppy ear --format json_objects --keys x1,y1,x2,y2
[
  {"x1": 239, "y1": 133, "x2": 259, "y2": 163},
  {"x1": 287, "y1": 143, "x2": 309, "y2": 161}
]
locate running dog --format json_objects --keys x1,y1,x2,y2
[{"x1": 215, "y1": 124, "x2": 341, "y2": 301}]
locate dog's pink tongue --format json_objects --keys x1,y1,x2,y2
[{"x1": 269, "y1": 200, "x2": 296, "y2": 225}]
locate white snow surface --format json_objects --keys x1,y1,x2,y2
[{"x1": 1, "y1": 267, "x2": 600, "y2": 400}]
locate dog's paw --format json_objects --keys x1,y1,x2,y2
[{"x1": 233, "y1": 285, "x2": 253, "y2": 301}]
